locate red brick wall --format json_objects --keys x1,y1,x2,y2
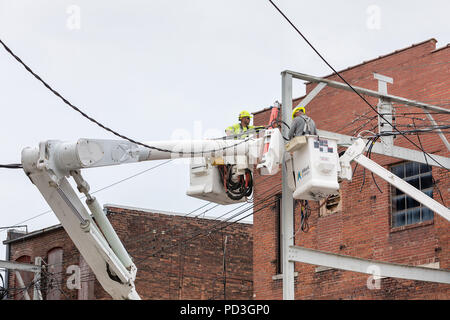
[
  {"x1": 6, "y1": 206, "x2": 253, "y2": 300},
  {"x1": 6, "y1": 227, "x2": 81, "y2": 300},
  {"x1": 252, "y1": 39, "x2": 450, "y2": 299}
]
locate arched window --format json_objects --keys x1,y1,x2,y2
[
  {"x1": 46, "y1": 248, "x2": 63, "y2": 300},
  {"x1": 13, "y1": 255, "x2": 32, "y2": 300}
]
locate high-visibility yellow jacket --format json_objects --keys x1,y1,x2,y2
[
  {"x1": 225, "y1": 124, "x2": 265, "y2": 139},
  {"x1": 225, "y1": 123, "x2": 255, "y2": 136}
]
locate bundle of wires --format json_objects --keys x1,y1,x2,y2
[
  {"x1": 0, "y1": 273, "x2": 7, "y2": 300},
  {"x1": 299, "y1": 200, "x2": 311, "y2": 233},
  {"x1": 217, "y1": 164, "x2": 253, "y2": 201}
]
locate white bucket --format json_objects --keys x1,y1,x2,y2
[
  {"x1": 291, "y1": 135, "x2": 340, "y2": 201},
  {"x1": 186, "y1": 158, "x2": 247, "y2": 205}
]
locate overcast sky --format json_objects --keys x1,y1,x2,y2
[{"x1": 1, "y1": 0, "x2": 449, "y2": 270}]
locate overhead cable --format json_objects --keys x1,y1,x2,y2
[
  {"x1": 0, "y1": 160, "x2": 173, "y2": 233},
  {"x1": 0, "y1": 38, "x2": 260, "y2": 156},
  {"x1": 267, "y1": 0, "x2": 449, "y2": 172},
  {"x1": 0, "y1": 163, "x2": 22, "y2": 169}
]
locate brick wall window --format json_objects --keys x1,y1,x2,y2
[
  {"x1": 13, "y1": 255, "x2": 32, "y2": 300},
  {"x1": 390, "y1": 162, "x2": 434, "y2": 228},
  {"x1": 46, "y1": 247, "x2": 63, "y2": 300}
]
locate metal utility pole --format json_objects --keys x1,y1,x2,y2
[
  {"x1": 281, "y1": 71, "x2": 295, "y2": 300},
  {"x1": 278, "y1": 69, "x2": 450, "y2": 299},
  {"x1": 280, "y1": 71, "x2": 326, "y2": 300}
]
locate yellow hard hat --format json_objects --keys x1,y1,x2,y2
[
  {"x1": 292, "y1": 106, "x2": 306, "y2": 118},
  {"x1": 239, "y1": 110, "x2": 253, "y2": 119}
]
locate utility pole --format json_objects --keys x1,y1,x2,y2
[
  {"x1": 281, "y1": 71, "x2": 295, "y2": 300},
  {"x1": 278, "y1": 69, "x2": 450, "y2": 300}
]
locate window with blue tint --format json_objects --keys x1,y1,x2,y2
[{"x1": 390, "y1": 162, "x2": 434, "y2": 228}]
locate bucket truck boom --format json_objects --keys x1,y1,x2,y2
[{"x1": 20, "y1": 129, "x2": 284, "y2": 299}]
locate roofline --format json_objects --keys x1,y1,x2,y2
[
  {"x1": 3, "y1": 224, "x2": 63, "y2": 244},
  {"x1": 3, "y1": 203, "x2": 253, "y2": 244},
  {"x1": 253, "y1": 38, "x2": 439, "y2": 115},
  {"x1": 105, "y1": 203, "x2": 253, "y2": 225},
  {"x1": 252, "y1": 106, "x2": 275, "y2": 116},
  {"x1": 318, "y1": 38, "x2": 437, "y2": 81},
  {"x1": 432, "y1": 43, "x2": 450, "y2": 54}
]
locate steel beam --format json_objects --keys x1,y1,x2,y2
[
  {"x1": 354, "y1": 152, "x2": 450, "y2": 222},
  {"x1": 285, "y1": 70, "x2": 450, "y2": 114},
  {"x1": 288, "y1": 245, "x2": 450, "y2": 284},
  {"x1": 296, "y1": 82, "x2": 327, "y2": 109},
  {"x1": 317, "y1": 129, "x2": 450, "y2": 170},
  {"x1": 15, "y1": 271, "x2": 31, "y2": 300},
  {"x1": 0, "y1": 260, "x2": 42, "y2": 273}
]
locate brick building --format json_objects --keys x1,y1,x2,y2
[
  {"x1": 3, "y1": 204, "x2": 253, "y2": 300},
  {"x1": 252, "y1": 38, "x2": 450, "y2": 299},
  {"x1": 3, "y1": 39, "x2": 449, "y2": 301}
]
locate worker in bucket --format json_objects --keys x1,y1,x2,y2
[
  {"x1": 225, "y1": 110, "x2": 262, "y2": 139},
  {"x1": 288, "y1": 106, "x2": 317, "y2": 140}
]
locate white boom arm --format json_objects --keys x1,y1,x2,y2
[
  {"x1": 339, "y1": 138, "x2": 450, "y2": 222},
  {"x1": 20, "y1": 129, "x2": 283, "y2": 300},
  {"x1": 44, "y1": 137, "x2": 265, "y2": 171}
]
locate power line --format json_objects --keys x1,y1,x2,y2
[
  {"x1": 130, "y1": 175, "x2": 281, "y2": 259},
  {"x1": 133, "y1": 185, "x2": 280, "y2": 266},
  {"x1": 6, "y1": 173, "x2": 281, "y2": 282},
  {"x1": 6, "y1": 175, "x2": 280, "y2": 277},
  {"x1": 40, "y1": 263, "x2": 253, "y2": 298},
  {"x1": 267, "y1": 0, "x2": 449, "y2": 172},
  {"x1": 46, "y1": 190, "x2": 276, "y2": 285},
  {"x1": 0, "y1": 163, "x2": 22, "y2": 169},
  {"x1": 136, "y1": 199, "x2": 261, "y2": 264},
  {"x1": 14, "y1": 181, "x2": 281, "y2": 288},
  {"x1": 27, "y1": 188, "x2": 271, "y2": 282},
  {"x1": 0, "y1": 37, "x2": 265, "y2": 157},
  {"x1": 411, "y1": 119, "x2": 446, "y2": 206},
  {"x1": 91, "y1": 181, "x2": 257, "y2": 258},
  {"x1": 0, "y1": 159, "x2": 173, "y2": 233},
  {"x1": 375, "y1": 127, "x2": 450, "y2": 136},
  {"x1": 1, "y1": 271, "x2": 44, "y2": 300},
  {"x1": 116, "y1": 173, "x2": 279, "y2": 255}
]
